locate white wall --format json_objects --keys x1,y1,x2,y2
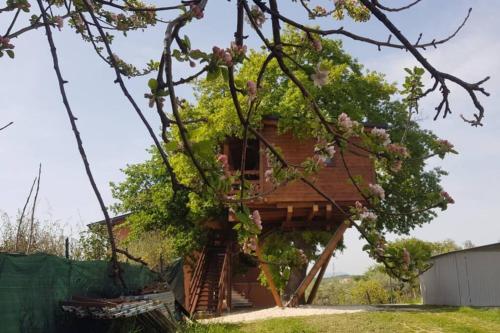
[{"x1": 421, "y1": 250, "x2": 500, "y2": 306}]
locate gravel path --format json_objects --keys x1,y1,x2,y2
[{"x1": 202, "y1": 305, "x2": 376, "y2": 323}]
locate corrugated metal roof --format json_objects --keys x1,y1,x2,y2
[{"x1": 431, "y1": 242, "x2": 500, "y2": 259}]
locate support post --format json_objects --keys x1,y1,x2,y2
[
  {"x1": 326, "y1": 204, "x2": 333, "y2": 221},
  {"x1": 256, "y1": 242, "x2": 283, "y2": 308},
  {"x1": 307, "y1": 204, "x2": 319, "y2": 222},
  {"x1": 306, "y1": 256, "x2": 331, "y2": 304},
  {"x1": 226, "y1": 247, "x2": 232, "y2": 312},
  {"x1": 65, "y1": 238, "x2": 69, "y2": 259},
  {"x1": 287, "y1": 221, "x2": 349, "y2": 306}
]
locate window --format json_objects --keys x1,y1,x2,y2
[{"x1": 227, "y1": 139, "x2": 260, "y2": 180}]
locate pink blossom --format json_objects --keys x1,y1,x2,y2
[
  {"x1": 313, "y1": 6, "x2": 327, "y2": 16},
  {"x1": 230, "y1": 42, "x2": 247, "y2": 57},
  {"x1": 334, "y1": 0, "x2": 345, "y2": 7},
  {"x1": 311, "y1": 64, "x2": 329, "y2": 88},
  {"x1": 390, "y1": 160, "x2": 403, "y2": 173},
  {"x1": 246, "y1": 5, "x2": 266, "y2": 28},
  {"x1": 314, "y1": 142, "x2": 335, "y2": 165},
  {"x1": 371, "y1": 127, "x2": 391, "y2": 146},
  {"x1": 437, "y1": 139, "x2": 454, "y2": 152},
  {"x1": 360, "y1": 211, "x2": 377, "y2": 222},
  {"x1": 190, "y1": 4, "x2": 204, "y2": 19},
  {"x1": 212, "y1": 46, "x2": 233, "y2": 66},
  {"x1": 242, "y1": 237, "x2": 257, "y2": 254},
  {"x1": 326, "y1": 144, "x2": 336, "y2": 158},
  {"x1": 368, "y1": 183, "x2": 385, "y2": 200},
  {"x1": 387, "y1": 143, "x2": 409, "y2": 158},
  {"x1": 354, "y1": 200, "x2": 377, "y2": 222},
  {"x1": 247, "y1": 80, "x2": 257, "y2": 100},
  {"x1": 0, "y1": 36, "x2": 14, "y2": 49},
  {"x1": 441, "y1": 191, "x2": 455, "y2": 204},
  {"x1": 338, "y1": 113, "x2": 352, "y2": 129},
  {"x1": 212, "y1": 46, "x2": 224, "y2": 58},
  {"x1": 264, "y1": 169, "x2": 273, "y2": 183},
  {"x1": 54, "y1": 16, "x2": 64, "y2": 31},
  {"x1": 311, "y1": 39, "x2": 322, "y2": 52},
  {"x1": 222, "y1": 52, "x2": 233, "y2": 66},
  {"x1": 216, "y1": 154, "x2": 228, "y2": 169},
  {"x1": 251, "y1": 210, "x2": 263, "y2": 230}
]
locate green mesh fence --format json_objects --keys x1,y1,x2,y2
[{"x1": 0, "y1": 253, "x2": 157, "y2": 333}]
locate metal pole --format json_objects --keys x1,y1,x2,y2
[{"x1": 65, "y1": 237, "x2": 69, "y2": 259}]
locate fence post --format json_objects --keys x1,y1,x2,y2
[{"x1": 65, "y1": 238, "x2": 69, "y2": 259}]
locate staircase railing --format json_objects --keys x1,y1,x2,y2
[
  {"x1": 188, "y1": 246, "x2": 208, "y2": 314},
  {"x1": 216, "y1": 245, "x2": 231, "y2": 315}
]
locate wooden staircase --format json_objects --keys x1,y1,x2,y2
[
  {"x1": 189, "y1": 245, "x2": 230, "y2": 317},
  {"x1": 231, "y1": 289, "x2": 253, "y2": 309}
]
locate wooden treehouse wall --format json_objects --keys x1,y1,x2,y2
[{"x1": 259, "y1": 121, "x2": 375, "y2": 205}]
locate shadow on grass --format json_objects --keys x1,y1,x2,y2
[
  {"x1": 178, "y1": 322, "x2": 243, "y2": 333},
  {"x1": 374, "y1": 304, "x2": 461, "y2": 312}
]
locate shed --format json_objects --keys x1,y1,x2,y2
[{"x1": 420, "y1": 242, "x2": 500, "y2": 306}]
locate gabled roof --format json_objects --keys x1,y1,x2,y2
[{"x1": 86, "y1": 213, "x2": 130, "y2": 229}]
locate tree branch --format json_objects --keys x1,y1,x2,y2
[{"x1": 36, "y1": 0, "x2": 124, "y2": 286}]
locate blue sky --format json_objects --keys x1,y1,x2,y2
[{"x1": 1, "y1": 1, "x2": 499, "y2": 275}]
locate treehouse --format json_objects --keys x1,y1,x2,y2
[
  {"x1": 90, "y1": 116, "x2": 376, "y2": 316},
  {"x1": 185, "y1": 116, "x2": 376, "y2": 316}
]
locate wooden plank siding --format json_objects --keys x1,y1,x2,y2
[{"x1": 259, "y1": 121, "x2": 375, "y2": 205}]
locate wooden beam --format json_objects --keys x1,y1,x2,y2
[
  {"x1": 256, "y1": 242, "x2": 283, "y2": 308},
  {"x1": 306, "y1": 256, "x2": 331, "y2": 304},
  {"x1": 227, "y1": 247, "x2": 232, "y2": 312},
  {"x1": 307, "y1": 204, "x2": 319, "y2": 222},
  {"x1": 287, "y1": 222, "x2": 349, "y2": 306},
  {"x1": 282, "y1": 205, "x2": 294, "y2": 229},
  {"x1": 286, "y1": 205, "x2": 293, "y2": 222},
  {"x1": 326, "y1": 204, "x2": 332, "y2": 221}
]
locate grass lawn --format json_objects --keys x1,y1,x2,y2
[{"x1": 180, "y1": 307, "x2": 500, "y2": 333}]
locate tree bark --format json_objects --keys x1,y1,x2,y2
[
  {"x1": 283, "y1": 236, "x2": 310, "y2": 304},
  {"x1": 284, "y1": 263, "x2": 307, "y2": 304}
]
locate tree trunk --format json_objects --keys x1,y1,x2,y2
[
  {"x1": 283, "y1": 236, "x2": 310, "y2": 304},
  {"x1": 284, "y1": 264, "x2": 307, "y2": 304}
]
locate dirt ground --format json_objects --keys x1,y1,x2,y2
[{"x1": 202, "y1": 305, "x2": 376, "y2": 323}]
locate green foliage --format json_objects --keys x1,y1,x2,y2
[
  {"x1": 350, "y1": 279, "x2": 390, "y2": 305},
  {"x1": 430, "y1": 239, "x2": 463, "y2": 255},
  {"x1": 257, "y1": 230, "x2": 336, "y2": 291},
  {"x1": 365, "y1": 237, "x2": 463, "y2": 287},
  {"x1": 110, "y1": 158, "x2": 217, "y2": 257},
  {"x1": 77, "y1": 224, "x2": 110, "y2": 260},
  {"x1": 111, "y1": 28, "x2": 454, "y2": 277},
  {"x1": 314, "y1": 268, "x2": 416, "y2": 306},
  {"x1": 119, "y1": 230, "x2": 176, "y2": 269}
]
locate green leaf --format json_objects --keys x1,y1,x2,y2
[
  {"x1": 183, "y1": 35, "x2": 191, "y2": 50},
  {"x1": 220, "y1": 66, "x2": 229, "y2": 82},
  {"x1": 206, "y1": 67, "x2": 220, "y2": 81},
  {"x1": 189, "y1": 49, "x2": 207, "y2": 60},
  {"x1": 164, "y1": 141, "x2": 178, "y2": 152},
  {"x1": 148, "y1": 78, "x2": 158, "y2": 91},
  {"x1": 414, "y1": 67, "x2": 425, "y2": 75},
  {"x1": 6, "y1": 50, "x2": 14, "y2": 59},
  {"x1": 172, "y1": 49, "x2": 184, "y2": 62}
]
